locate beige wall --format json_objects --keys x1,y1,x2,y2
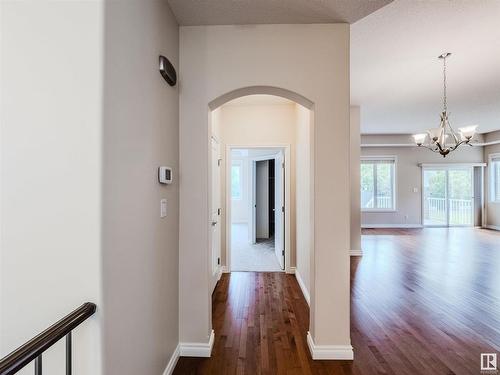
[
  {"x1": 484, "y1": 130, "x2": 500, "y2": 144},
  {"x1": 101, "y1": 1, "x2": 179, "y2": 374},
  {"x1": 484, "y1": 141, "x2": 500, "y2": 228},
  {"x1": 361, "y1": 145, "x2": 484, "y2": 226},
  {"x1": 350, "y1": 107, "x2": 361, "y2": 251},
  {"x1": 214, "y1": 102, "x2": 298, "y2": 267},
  {"x1": 179, "y1": 24, "x2": 351, "y2": 350},
  {"x1": 1, "y1": 2, "x2": 104, "y2": 374},
  {"x1": 295, "y1": 104, "x2": 312, "y2": 299}
]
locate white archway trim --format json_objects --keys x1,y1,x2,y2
[{"x1": 208, "y1": 86, "x2": 314, "y2": 111}]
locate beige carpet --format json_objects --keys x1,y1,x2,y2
[{"x1": 231, "y1": 223, "x2": 282, "y2": 272}]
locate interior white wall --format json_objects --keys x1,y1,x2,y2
[
  {"x1": 484, "y1": 141, "x2": 500, "y2": 228},
  {"x1": 230, "y1": 157, "x2": 250, "y2": 224},
  {"x1": 361, "y1": 145, "x2": 484, "y2": 226},
  {"x1": 179, "y1": 24, "x2": 351, "y2": 350},
  {"x1": 295, "y1": 104, "x2": 312, "y2": 299},
  {"x1": 0, "y1": 2, "x2": 104, "y2": 374},
  {"x1": 101, "y1": 1, "x2": 180, "y2": 374},
  {"x1": 350, "y1": 107, "x2": 361, "y2": 251},
  {"x1": 213, "y1": 102, "x2": 297, "y2": 267}
]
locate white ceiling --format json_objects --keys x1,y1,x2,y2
[
  {"x1": 351, "y1": 0, "x2": 500, "y2": 134},
  {"x1": 167, "y1": 0, "x2": 392, "y2": 25}
]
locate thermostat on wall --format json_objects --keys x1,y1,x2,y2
[{"x1": 158, "y1": 166, "x2": 172, "y2": 184}]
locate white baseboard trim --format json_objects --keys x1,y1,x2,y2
[
  {"x1": 179, "y1": 330, "x2": 215, "y2": 357},
  {"x1": 287, "y1": 266, "x2": 296, "y2": 274},
  {"x1": 162, "y1": 344, "x2": 180, "y2": 375},
  {"x1": 349, "y1": 249, "x2": 363, "y2": 256},
  {"x1": 306, "y1": 332, "x2": 353, "y2": 360},
  {"x1": 485, "y1": 225, "x2": 500, "y2": 231},
  {"x1": 361, "y1": 223, "x2": 423, "y2": 229},
  {"x1": 221, "y1": 266, "x2": 229, "y2": 273},
  {"x1": 294, "y1": 269, "x2": 310, "y2": 306}
]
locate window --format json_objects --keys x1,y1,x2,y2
[
  {"x1": 361, "y1": 157, "x2": 396, "y2": 211},
  {"x1": 231, "y1": 162, "x2": 242, "y2": 200},
  {"x1": 490, "y1": 154, "x2": 500, "y2": 202}
]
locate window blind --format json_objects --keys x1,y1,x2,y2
[{"x1": 361, "y1": 158, "x2": 395, "y2": 164}]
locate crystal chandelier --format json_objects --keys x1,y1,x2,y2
[{"x1": 412, "y1": 53, "x2": 477, "y2": 157}]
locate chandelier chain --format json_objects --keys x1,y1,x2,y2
[{"x1": 443, "y1": 55, "x2": 447, "y2": 112}]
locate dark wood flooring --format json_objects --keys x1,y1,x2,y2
[{"x1": 174, "y1": 228, "x2": 500, "y2": 374}]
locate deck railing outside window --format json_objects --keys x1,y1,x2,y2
[{"x1": 425, "y1": 197, "x2": 472, "y2": 225}]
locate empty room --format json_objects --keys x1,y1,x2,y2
[{"x1": 1, "y1": 1, "x2": 499, "y2": 375}]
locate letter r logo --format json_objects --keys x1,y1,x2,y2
[{"x1": 481, "y1": 353, "x2": 497, "y2": 370}]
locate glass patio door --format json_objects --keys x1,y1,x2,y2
[
  {"x1": 423, "y1": 169, "x2": 447, "y2": 226},
  {"x1": 448, "y1": 169, "x2": 473, "y2": 226},
  {"x1": 423, "y1": 167, "x2": 473, "y2": 227}
]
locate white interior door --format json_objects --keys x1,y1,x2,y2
[
  {"x1": 274, "y1": 152, "x2": 285, "y2": 269},
  {"x1": 210, "y1": 137, "x2": 221, "y2": 291}
]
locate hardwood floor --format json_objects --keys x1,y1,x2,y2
[{"x1": 174, "y1": 228, "x2": 500, "y2": 374}]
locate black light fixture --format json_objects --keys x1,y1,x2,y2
[{"x1": 159, "y1": 55, "x2": 177, "y2": 86}]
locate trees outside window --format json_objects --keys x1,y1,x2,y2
[{"x1": 361, "y1": 158, "x2": 396, "y2": 211}]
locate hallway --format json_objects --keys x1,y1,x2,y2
[{"x1": 174, "y1": 228, "x2": 500, "y2": 374}]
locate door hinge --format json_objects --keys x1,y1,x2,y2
[
  {"x1": 218, "y1": 208, "x2": 221, "y2": 216},
  {"x1": 282, "y1": 162, "x2": 285, "y2": 169},
  {"x1": 281, "y1": 206, "x2": 285, "y2": 213},
  {"x1": 217, "y1": 257, "x2": 220, "y2": 265},
  {"x1": 217, "y1": 159, "x2": 222, "y2": 166},
  {"x1": 282, "y1": 250, "x2": 285, "y2": 255}
]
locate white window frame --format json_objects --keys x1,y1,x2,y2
[
  {"x1": 489, "y1": 153, "x2": 500, "y2": 203},
  {"x1": 231, "y1": 160, "x2": 243, "y2": 201},
  {"x1": 360, "y1": 155, "x2": 397, "y2": 212}
]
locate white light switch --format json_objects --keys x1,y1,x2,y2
[
  {"x1": 413, "y1": 187, "x2": 419, "y2": 193},
  {"x1": 160, "y1": 199, "x2": 167, "y2": 218}
]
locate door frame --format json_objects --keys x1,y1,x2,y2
[
  {"x1": 209, "y1": 135, "x2": 222, "y2": 292},
  {"x1": 225, "y1": 144, "x2": 291, "y2": 273},
  {"x1": 421, "y1": 165, "x2": 475, "y2": 227}
]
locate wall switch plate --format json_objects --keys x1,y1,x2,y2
[
  {"x1": 413, "y1": 187, "x2": 419, "y2": 193},
  {"x1": 160, "y1": 199, "x2": 167, "y2": 218}
]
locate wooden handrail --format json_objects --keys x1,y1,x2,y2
[{"x1": 0, "y1": 302, "x2": 96, "y2": 375}]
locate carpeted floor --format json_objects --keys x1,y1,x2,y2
[{"x1": 231, "y1": 223, "x2": 282, "y2": 271}]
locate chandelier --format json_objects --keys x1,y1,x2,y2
[{"x1": 412, "y1": 53, "x2": 477, "y2": 157}]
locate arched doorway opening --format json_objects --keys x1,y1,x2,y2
[{"x1": 206, "y1": 87, "x2": 315, "y2": 310}]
